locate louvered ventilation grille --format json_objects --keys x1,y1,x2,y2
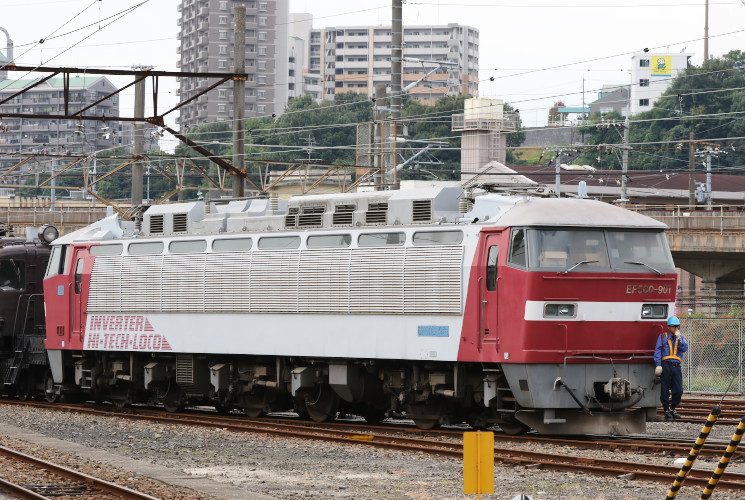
[
  {"x1": 285, "y1": 207, "x2": 299, "y2": 228},
  {"x1": 149, "y1": 215, "x2": 164, "y2": 234},
  {"x1": 365, "y1": 203, "x2": 388, "y2": 224},
  {"x1": 298, "y1": 206, "x2": 325, "y2": 228},
  {"x1": 412, "y1": 200, "x2": 432, "y2": 222},
  {"x1": 173, "y1": 213, "x2": 188, "y2": 233},
  {"x1": 88, "y1": 245, "x2": 463, "y2": 315},
  {"x1": 176, "y1": 355, "x2": 194, "y2": 384},
  {"x1": 332, "y1": 204, "x2": 355, "y2": 226}
]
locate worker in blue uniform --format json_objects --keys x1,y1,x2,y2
[{"x1": 654, "y1": 316, "x2": 688, "y2": 421}]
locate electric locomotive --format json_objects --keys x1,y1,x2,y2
[
  {"x1": 0, "y1": 225, "x2": 58, "y2": 400},
  {"x1": 42, "y1": 187, "x2": 676, "y2": 434}
]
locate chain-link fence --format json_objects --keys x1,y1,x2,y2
[{"x1": 681, "y1": 318, "x2": 744, "y2": 394}]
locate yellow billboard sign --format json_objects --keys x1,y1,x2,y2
[{"x1": 652, "y1": 56, "x2": 673, "y2": 76}]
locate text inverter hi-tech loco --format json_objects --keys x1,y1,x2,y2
[{"x1": 42, "y1": 187, "x2": 677, "y2": 434}]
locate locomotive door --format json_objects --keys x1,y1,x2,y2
[
  {"x1": 70, "y1": 247, "x2": 89, "y2": 346},
  {"x1": 481, "y1": 234, "x2": 501, "y2": 347}
]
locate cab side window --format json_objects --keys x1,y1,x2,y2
[
  {"x1": 487, "y1": 246, "x2": 499, "y2": 291},
  {"x1": 508, "y1": 229, "x2": 527, "y2": 267},
  {"x1": 0, "y1": 260, "x2": 25, "y2": 291},
  {"x1": 74, "y1": 259, "x2": 84, "y2": 294}
]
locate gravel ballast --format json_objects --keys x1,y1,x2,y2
[{"x1": 1, "y1": 404, "x2": 745, "y2": 500}]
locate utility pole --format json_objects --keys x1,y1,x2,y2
[
  {"x1": 706, "y1": 148, "x2": 712, "y2": 210},
  {"x1": 695, "y1": 144, "x2": 724, "y2": 211},
  {"x1": 688, "y1": 132, "x2": 696, "y2": 206},
  {"x1": 390, "y1": 0, "x2": 403, "y2": 121},
  {"x1": 620, "y1": 116, "x2": 630, "y2": 203},
  {"x1": 542, "y1": 148, "x2": 565, "y2": 197},
  {"x1": 390, "y1": 0, "x2": 403, "y2": 191},
  {"x1": 374, "y1": 84, "x2": 387, "y2": 191},
  {"x1": 704, "y1": 0, "x2": 709, "y2": 62},
  {"x1": 131, "y1": 68, "x2": 147, "y2": 206},
  {"x1": 232, "y1": 5, "x2": 246, "y2": 198}
]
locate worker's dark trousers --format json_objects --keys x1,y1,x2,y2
[{"x1": 660, "y1": 360, "x2": 684, "y2": 407}]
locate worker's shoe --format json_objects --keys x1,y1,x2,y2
[
  {"x1": 670, "y1": 407, "x2": 682, "y2": 420},
  {"x1": 663, "y1": 406, "x2": 674, "y2": 422}
]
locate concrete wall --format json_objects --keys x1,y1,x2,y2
[{"x1": 520, "y1": 127, "x2": 585, "y2": 147}]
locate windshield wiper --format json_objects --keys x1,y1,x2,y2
[
  {"x1": 623, "y1": 261, "x2": 663, "y2": 276},
  {"x1": 563, "y1": 260, "x2": 598, "y2": 274}
]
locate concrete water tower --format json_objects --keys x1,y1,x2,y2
[
  {"x1": 451, "y1": 97, "x2": 518, "y2": 185},
  {"x1": 0, "y1": 27, "x2": 13, "y2": 80}
]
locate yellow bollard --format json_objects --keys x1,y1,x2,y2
[
  {"x1": 699, "y1": 415, "x2": 745, "y2": 499},
  {"x1": 464, "y1": 431, "x2": 494, "y2": 499},
  {"x1": 666, "y1": 406, "x2": 720, "y2": 499}
]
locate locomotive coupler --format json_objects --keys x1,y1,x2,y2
[{"x1": 603, "y1": 377, "x2": 631, "y2": 400}]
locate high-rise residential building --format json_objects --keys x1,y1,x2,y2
[
  {"x1": 287, "y1": 13, "x2": 322, "y2": 102},
  {"x1": 176, "y1": 0, "x2": 289, "y2": 132},
  {"x1": 629, "y1": 52, "x2": 691, "y2": 116},
  {"x1": 0, "y1": 77, "x2": 119, "y2": 173},
  {"x1": 306, "y1": 23, "x2": 479, "y2": 103}
]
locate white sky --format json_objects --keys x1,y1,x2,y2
[{"x1": 3, "y1": 0, "x2": 745, "y2": 151}]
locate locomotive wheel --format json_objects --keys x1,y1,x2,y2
[
  {"x1": 44, "y1": 371, "x2": 60, "y2": 403},
  {"x1": 15, "y1": 370, "x2": 35, "y2": 401},
  {"x1": 303, "y1": 384, "x2": 339, "y2": 423},
  {"x1": 498, "y1": 421, "x2": 530, "y2": 435},
  {"x1": 406, "y1": 401, "x2": 443, "y2": 430},
  {"x1": 242, "y1": 389, "x2": 268, "y2": 418},
  {"x1": 162, "y1": 381, "x2": 183, "y2": 413},
  {"x1": 360, "y1": 406, "x2": 387, "y2": 424},
  {"x1": 213, "y1": 401, "x2": 233, "y2": 415},
  {"x1": 108, "y1": 383, "x2": 130, "y2": 410}
]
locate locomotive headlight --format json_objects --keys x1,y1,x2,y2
[
  {"x1": 39, "y1": 224, "x2": 59, "y2": 244},
  {"x1": 544, "y1": 303, "x2": 577, "y2": 318},
  {"x1": 641, "y1": 304, "x2": 668, "y2": 319}
]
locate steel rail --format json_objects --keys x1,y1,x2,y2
[
  {"x1": 0, "y1": 445, "x2": 160, "y2": 499},
  {"x1": 8, "y1": 401, "x2": 745, "y2": 490},
  {"x1": 0, "y1": 476, "x2": 49, "y2": 499},
  {"x1": 5, "y1": 400, "x2": 745, "y2": 459}
]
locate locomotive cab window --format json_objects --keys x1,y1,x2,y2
[
  {"x1": 487, "y1": 246, "x2": 499, "y2": 291},
  {"x1": 45, "y1": 244, "x2": 69, "y2": 278},
  {"x1": 607, "y1": 230, "x2": 675, "y2": 273},
  {"x1": 0, "y1": 259, "x2": 25, "y2": 291},
  {"x1": 528, "y1": 229, "x2": 610, "y2": 271},
  {"x1": 508, "y1": 228, "x2": 527, "y2": 267},
  {"x1": 74, "y1": 258, "x2": 84, "y2": 294}
]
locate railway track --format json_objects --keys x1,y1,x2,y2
[
  {"x1": 0, "y1": 443, "x2": 159, "y2": 499},
  {"x1": 657, "y1": 397, "x2": 745, "y2": 424},
  {"x1": 4, "y1": 399, "x2": 745, "y2": 491}
]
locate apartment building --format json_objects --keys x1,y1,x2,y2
[
  {"x1": 629, "y1": 51, "x2": 691, "y2": 115},
  {"x1": 305, "y1": 23, "x2": 479, "y2": 103},
  {"x1": 0, "y1": 76, "x2": 119, "y2": 172},
  {"x1": 176, "y1": 0, "x2": 289, "y2": 132}
]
